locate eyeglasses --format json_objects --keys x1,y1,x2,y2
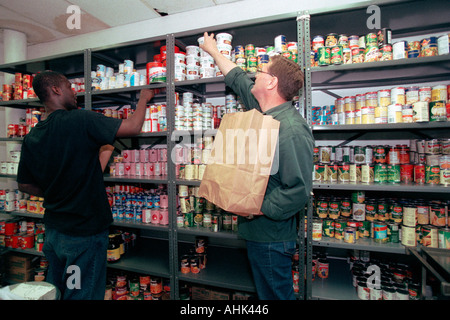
[{"x1": 256, "y1": 69, "x2": 275, "y2": 77}]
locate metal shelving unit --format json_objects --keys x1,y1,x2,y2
[
  {"x1": 2, "y1": 0, "x2": 449, "y2": 301},
  {"x1": 302, "y1": 0, "x2": 450, "y2": 300}
]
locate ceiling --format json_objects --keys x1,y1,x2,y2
[{"x1": 0, "y1": 0, "x2": 243, "y2": 45}]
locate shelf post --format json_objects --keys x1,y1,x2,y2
[
  {"x1": 84, "y1": 48, "x2": 92, "y2": 111},
  {"x1": 165, "y1": 33, "x2": 179, "y2": 300},
  {"x1": 297, "y1": 11, "x2": 311, "y2": 125}
]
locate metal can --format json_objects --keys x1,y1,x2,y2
[
  {"x1": 322, "y1": 219, "x2": 335, "y2": 237},
  {"x1": 325, "y1": 33, "x2": 338, "y2": 47},
  {"x1": 312, "y1": 218, "x2": 323, "y2": 241},
  {"x1": 420, "y1": 37, "x2": 438, "y2": 57},
  {"x1": 380, "y1": 44, "x2": 393, "y2": 61},
  {"x1": 421, "y1": 225, "x2": 439, "y2": 247},
  {"x1": 344, "y1": 227, "x2": 356, "y2": 243},
  {"x1": 438, "y1": 227, "x2": 450, "y2": 249},
  {"x1": 393, "y1": 41, "x2": 408, "y2": 60},
  {"x1": 401, "y1": 225, "x2": 417, "y2": 247},
  {"x1": 429, "y1": 100, "x2": 447, "y2": 121},
  {"x1": 373, "y1": 222, "x2": 388, "y2": 243},
  {"x1": 312, "y1": 35, "x2": 325, "y2": 52},
  {"x1": 330, "y1": 46, "x2": 343, "y2": 65},
  {"x1": 387, "y1": 164, "x2": 401, "y2": 183},
  {"x1": 414, "y1": 163, "x2": 426, "y2": 184},
  {"x1": 388, "y1": 222, "x2": 400, "y2": 243},
  {"x1": 317, "y1": 46, "x2": 331, "y2": 66},
  {"x1": 334, "y1": 219, "x2": 347, "y2": 240}
]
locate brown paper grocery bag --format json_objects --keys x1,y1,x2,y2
[{"x1": 198, "y1": 109, "x2": 280, "y2": 215}]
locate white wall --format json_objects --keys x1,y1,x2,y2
[{"x1": 26, "y1": 0, "x2": 370, "y2": 59}]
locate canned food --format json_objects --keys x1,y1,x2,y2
[
  {"x1": 438, "y1": 228, "x2": 450, "y2": 249},
  {"x1": 393, "y1": 41, "x2": 408, "y2": 60},
  {"x1": 322, "y1": 219, "x2": 335, "y2": 237},
  {"x1": 420, "y1": 37, "x2": 438, "y2": 57},
  {"x1": 317, "y1": 47, "x2": 331, "y2": 66},
  {"x1": 429, "y1": 100, "x2": 446, "y2": 121},
  {"x1": 421, "y1": 225, "x2": 438, "y2": 247},
  {"x1": 325, "y1": 33, "x2": 338, "y2": 47},
  {"x1": 312, "y1": 219, "x2": 323, "y2": 241},
  {"x1": 344, "y1": 227, "x2": 356, "y2": 243},
  {"x1": 330, "y1": 46, "x2": 343, "y2": 64},
  {"x1": 373, "y1": 222, "x2": 388, "y2": 243}
]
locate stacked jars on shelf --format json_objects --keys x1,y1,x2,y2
[
  {"x1": 311, "y1": 190, "x2": 450, "y2": 249},
  {"x1": 107, "y1": 184, "x2": 168, "y2": 225},
  {"x1": 177, "y1": 185, "x2": 237, "y2": 232},
  {"x1": 314, "y1": 138, "x2": 450, "y2": 186},
  {"x1": 312, "y1": 83, "x2": 450, "y2": 126},
  {"x1": 110, "y1": 147, "x2": 168, "y2": 178}
]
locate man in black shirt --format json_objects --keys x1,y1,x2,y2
[{"x1": 16, "y1": 71, "x2": 154, "y2": 299}]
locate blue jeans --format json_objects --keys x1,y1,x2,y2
[
  {"x1": 43, "y1": 227, "x2": 109, "y2": 300},
  {"x1": 246, "y1": 240, "x2": 296, "y2": 300}
]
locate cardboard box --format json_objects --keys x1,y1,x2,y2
[{"x1": 6, "y1": 253, "x2": 38, "y2": 270}]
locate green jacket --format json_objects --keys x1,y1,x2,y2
[{"x1": 225, "y1": 67, "x2": 314, "y2": 242}]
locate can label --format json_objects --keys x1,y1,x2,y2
[{"x1": 318, "y1": 47, "x2": 330, "y2": 66}]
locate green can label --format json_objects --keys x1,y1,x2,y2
[{"x1": 318, "y1": 47, "x2": 331, "y2": 66}]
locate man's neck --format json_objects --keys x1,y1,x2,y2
[{"x1": 258, "y1": 96, "x2": 287, "y2": 113}]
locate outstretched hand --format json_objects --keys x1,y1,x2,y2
[{"x1": 139, "y1": 89, "x2": 155, "y2": 103}]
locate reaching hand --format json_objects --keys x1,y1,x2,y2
[
  {"x1": 139, "y1": 89, "x2": 155, "y2": 103},
  {"x1": 200, "y1": 32, "x2": 219, "y2": 56}
]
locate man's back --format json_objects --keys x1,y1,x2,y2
[{"x1": 17, "y1": 109, "x2": 122, "y2": 235}]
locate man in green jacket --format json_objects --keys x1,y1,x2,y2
[{"x1": 200, "y1": 32, "x2": 314, "y2": 300}]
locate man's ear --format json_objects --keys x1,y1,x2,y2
[
  {"x1": 267, "y1": 75, "x2": 278, "y2": 91},
  {"x1": 50, "y1": 85, "x2": 62, "y2": 96}
]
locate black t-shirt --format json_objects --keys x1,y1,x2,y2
[{"x1": 17, "y1": 109, "x2": 122, "y2": 236}]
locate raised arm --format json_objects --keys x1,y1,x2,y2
[
  {"x1": 116, "y1": 88, "x2": 154, "y2": 137},
  {"x1": 200, "y1": 32, "x2": 237, "y2": 77}
]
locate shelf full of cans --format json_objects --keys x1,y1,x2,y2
[
  {"x1": 0, "y1": 217, "x2": 46, "y2": 253},
  {"x1": 108, "y1": 146, "x2": 168, "y2": 178},
  {"x1": 106, "y1": 184, "x2": 168, "y2": 226},
  {"x1": 311, "y1": 189, "x2": 450, "y2": 250},
  {"x1": 177, "y1": 184, "x2": 238, "y2": 233},
  {"x1": 91, "y1": 45, "x2": 170, "y2": 91},
  {"x1": 105, "y1": 268, "x2": 170, "y2": 300},
  {"x1": 174, "y1": 33, "x2": 298, "y2": 81},
  {"x1": 1, "y1": 72, "x2": 85, "y2": 103},
  {"x1": 313, "y1": 139, "x2": 450, "y2": 186},
  {"x1": 312, "y1": 83, "x2": 450, "y2": 126},
  {"x1": 97, "y1": 103, "x2": 168, "y2": 134},
  {"x1": 310, "y1": 28, "x2": 449, "y2": 68},
  {"x1": 174, "y1": 91, "x2": 244, "y2": 132},
  {"x1": 0, "y1": 189, "x2": 45, "y2": 215},
  {"x1": 5, "y1": 107, "x2": 46, "y2": 140}
]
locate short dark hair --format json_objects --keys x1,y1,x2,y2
[
  {"x1": 32, "y1": 71, "x2": 67, "y2": 103},
  {"x1": 268, "y1": 55, "x2": 304, "y2": 101}
]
